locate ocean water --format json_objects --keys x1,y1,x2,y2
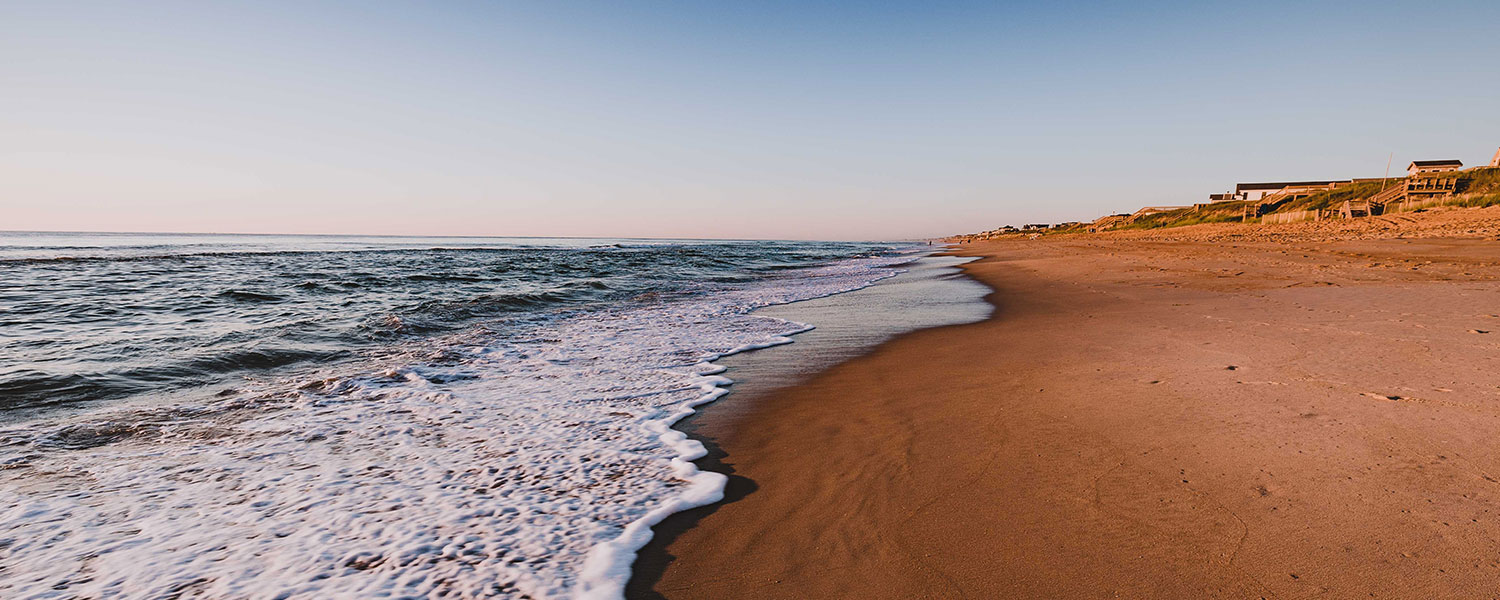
[{"x1": 0, "y1": 232, "x2": 915, "y2": 599}]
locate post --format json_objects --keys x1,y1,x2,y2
[{"x1": 1380, "y1": 152, "x2": 1393, "y2": 193}]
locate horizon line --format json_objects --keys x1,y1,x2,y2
[{"x1": 0, "y1": 228, "x2": 924, "y2": 244}]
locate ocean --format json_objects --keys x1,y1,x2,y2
[{"x1": 0, "y1": 232, "x2": 926, "y2": 599}]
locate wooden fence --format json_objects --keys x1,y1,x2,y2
[{"x1": 1261, "y1": 209, "x2": 1324, "y2": 224}]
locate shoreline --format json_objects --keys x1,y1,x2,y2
[
  {"x1": 626, "y1": 253, "x2": 992, "y2": 598},
  {"x1": 578, "y1": 250, "x2": 940, "y2": 598},
  {"x1": 634, "y1": 227, "x2": 1500, "y2": 598}
]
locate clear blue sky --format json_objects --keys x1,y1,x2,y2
[{"x1": 3, "y1": 1, "x2": 1497, "y2": 240}]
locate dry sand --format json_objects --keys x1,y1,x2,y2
[{"x1": 633, "y1": 207, "x2": 1500, "y2": 598}]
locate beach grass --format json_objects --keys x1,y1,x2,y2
[
  {"x1": 1454, "y1": 167, "x2": 1500, "y2": 207},
  {"x1": 1273, "y1": 179, "x2": 1394, "y2": 213},
  {"x1": 1116, "y1": 202, "x2": 1248, "y2": 230},
  {"x1": 1122, "y1": 169, "x2": 1500, "y2": 231}
]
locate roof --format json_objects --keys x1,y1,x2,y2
[
  {"x1": 1409, "y1": 160, "x2": 1462, "y2": 168},
  {"x1": 1235, "y1": 180, "x2": 1347, "y2": 192}
]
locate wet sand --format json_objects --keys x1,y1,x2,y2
[{"x1": 634, "y1": 229, "x2": 1500, "y2": 598}]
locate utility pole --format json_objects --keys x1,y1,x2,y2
[{"x1": 1381, "y1": 152, "x2": 1393, "y2": 192}]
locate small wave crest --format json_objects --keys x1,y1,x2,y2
[{"x1": 218, "y1": 289, "x2": 286, "y2": 303}]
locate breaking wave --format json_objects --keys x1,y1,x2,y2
[{"x1": 0, "y1": 232, "x2": 914, "y2": 599}]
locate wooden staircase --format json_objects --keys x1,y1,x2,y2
[
  {"x1": 1367, "y1": 182, "x2": 1407, "y2": 207},
  {"x1": 1242, "y1": 190, "x2": 1294, "y2": 221}
]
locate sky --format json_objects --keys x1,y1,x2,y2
[{"x1": 2, "y1": 1, "x2": 1498, "y2": 240}]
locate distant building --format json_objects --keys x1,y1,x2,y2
[
  {"x1": 1021, "y1": 223, "x2": 1049, "y2": 231},
  {"x1": 1233, "y1": 180, "x2": 1348, "y2": 202},
  {"x1": 1408, "y1": 160, "x2": 1462, "y2": 177},
  {"x1": 1490, "y1": 147, "x2": 1500, "y2": 168},
  {"x1": 1207, "y1": 192, "x2": 1239, "y2": 202}
]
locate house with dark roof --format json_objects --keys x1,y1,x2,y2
[{"x1": 1408, "y1": 160, "x2": 1462, "y2": 177}]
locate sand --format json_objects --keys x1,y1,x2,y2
[{"x1": 632, "y1": 209, "x2": 1500, "y2": 598}]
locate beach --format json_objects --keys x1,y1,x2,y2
[{"x1": 637, "y1": 207, "x2": 1500, "y2": 598}]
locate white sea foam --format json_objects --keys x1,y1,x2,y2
[{"x1": 0, "y1": 254, "x2": 909, "y2": 599}]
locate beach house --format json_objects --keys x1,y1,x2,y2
[
  {"x1": 1490, "y1": 147, "x2": 1499, "y2": 168},
  {"x1": 1404, "y1": 161, "x2": 1462, "y2": 199},
  {"x1": 1408, "y1": 160, "x2": 1462, "y2": 177}
]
